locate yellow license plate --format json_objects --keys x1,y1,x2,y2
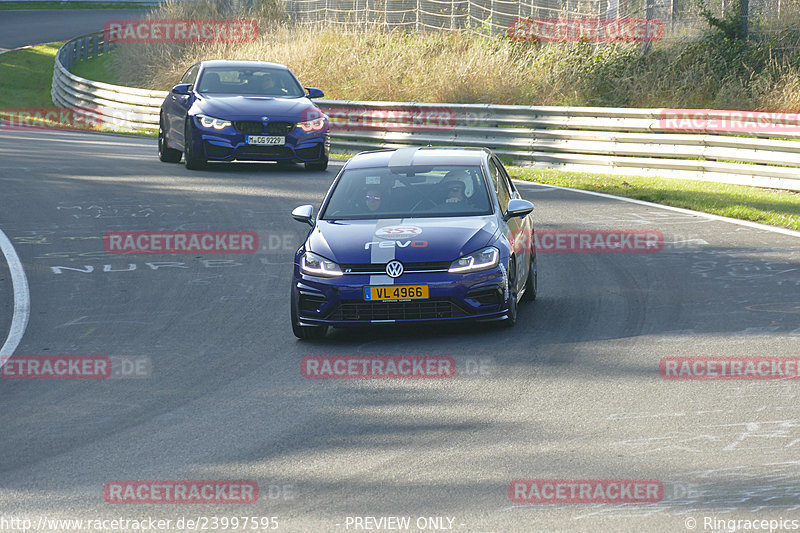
[{"x1": 364, "y1": 285, "x2": 429, "y2": 301}]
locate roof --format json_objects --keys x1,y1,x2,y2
[
  {"x1": 345, "y1": 146, "x2": 492, "y2": 169},
  {"x1": 198, "y1": 60, "x2": 289, "y2": 70}
]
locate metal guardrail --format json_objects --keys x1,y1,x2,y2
[{"x1": 52, "y1": 32, "x2": 800, "y2": 190}]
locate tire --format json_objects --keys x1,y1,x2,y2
[
  {"x1": 158, "y1": 115, "x2": 182, "y2": 163},
  {"x1": 522, "y1": 252, "x2": 537, "y2": 302},
  {"x1": 291, "y1": 287, "x2": 328, "y2": 340},
  {"x1": 503, "y1": 258, "x2": 518, "y2": 328},
  {"x1": 304, "y1": 154, "x2": 328, "y2": 171},
  {"x1": 183, "y1": 119, "x2": 207, "y2": 170}
]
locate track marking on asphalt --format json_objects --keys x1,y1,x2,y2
[
  {"x1": 515, "y1": 181, "x2": 800, "y2": 238},
  {"x1": 0, "y1": 228, "x2": 31, "y2": 364}
]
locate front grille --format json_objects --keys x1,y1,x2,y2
[
  {"x1": 233, "y1": 121, "x2": 263, "y2": 134},
  {"x1": 326, "y1": 299, "x2": 469, "y2": 321},
  {"x1": 235, "y1": 146, "x2": 293, "y2": 159},
  {"x1": 341, "y1": 261, "x2": 451, "y2": 274},
  {"x1": 266, "y1": 121, "x2": 296, "y2": 135}
]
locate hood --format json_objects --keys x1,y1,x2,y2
[
  {"x1": 307, "y1": 217, "x2": 499, "y2": 265},
  {"x1": 192, "y1": 95, "x2": 317, "y2": 121}
]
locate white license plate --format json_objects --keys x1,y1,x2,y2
[{"x1": 247, "y1": 135, "x2": 285, "y2": 145}]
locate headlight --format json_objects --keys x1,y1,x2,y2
[
  {"x1": 197, "y1": 114, "x2": 232, "y2": 130},
  {"x1": 301, "y1": 251, "x2": 343, "y2": 277},
  {"x1": 448, "y1": 246, "x2": 500, "y2": 273},
  {"x1": 297, "y1": 115, "x2": 327, "y2": 132}
]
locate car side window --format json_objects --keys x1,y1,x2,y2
[
  {"x1": 180, "y1": 65, "x2": 199, "y2": 87},
  {"x1": 489, "y1": 158, "x2": 511, "y2": 211},
  {"x1": 496, "y1": 159, "x2": 518, "y2": 198}
]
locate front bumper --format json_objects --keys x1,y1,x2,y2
[
  {"x1": 292, "y1": 267, "x2": 511, "y2": 326},
  {"x1": 191, "y1": 120, "x2": 329, "y2": 162}
]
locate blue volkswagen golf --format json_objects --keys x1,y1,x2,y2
[
  {"x1": 290, "y1": 146, "x2": 537, "y2": 339},
  {"x1": 158, "y1": 60, "x2": 329, "y2": 170}
]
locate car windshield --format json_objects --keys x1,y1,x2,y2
[
  {"x1": 320, "y1": 165, "x2": 493, "y2": 220},
  {"x1": 196, "y1": 67, "x2": 305, "y2": 98}
]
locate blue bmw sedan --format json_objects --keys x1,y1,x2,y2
[
  {"x1": 158, "y1": 60, "x2": 329, "y2": 170},
  {"x1": 290, "y1": 146, "x2": 537, "y2": 339}
]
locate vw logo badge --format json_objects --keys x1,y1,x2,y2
[{"x1": 385, "y1": 260, "x2": 404, "y2": 278}]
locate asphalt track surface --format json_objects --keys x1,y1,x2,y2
[
  {"x1": 0, "y1": 129, "x2": 799, "y2": 532},
  {"x1": 0, "y1": 9, "x2": 147, "y2": 52}
]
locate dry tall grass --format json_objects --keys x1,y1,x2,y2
[{"x1": 111, "y1": 0, "x2": 800, "y2": 110}]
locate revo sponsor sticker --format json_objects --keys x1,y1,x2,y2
[
  {"x1": 301, "y1": 356, "x2": 456, "y2": 379},
  {"x1": 509, "y1": 479, "x2": 664, "y2": 503},
  {"x1": 375, "y1": 225, "x2": 423, "y2": 240}
]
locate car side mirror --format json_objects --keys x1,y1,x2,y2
[
  {"x1": 503, "y1": 198, "x2": 534, "y2": 222},
  {"x1": 292, "y1": 205, "x2": 315, "y2": 227},
  {"x1": 305, "y1": 87, "x2": 324, "y2": 99},
  {"x1": 171, "y1": 83, "x2": 192, "y2": 95}
]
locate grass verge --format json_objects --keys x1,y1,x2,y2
[
  {"x1": 69, "y1": 49, "x2": 118, "y2": 84},
  {"x1": 0, "y1": 43, "x2": 60, "y2": 108},
  {"x1": 510, "y1": 167, "x2": 800, "y2": 231}
]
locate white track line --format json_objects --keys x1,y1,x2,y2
[
  {"x1": 0, "y1": 229, "x2": 30, "y2": 365},
  {"x1": 515, "y1": 180, "x2": 800, "y2": 238}
]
